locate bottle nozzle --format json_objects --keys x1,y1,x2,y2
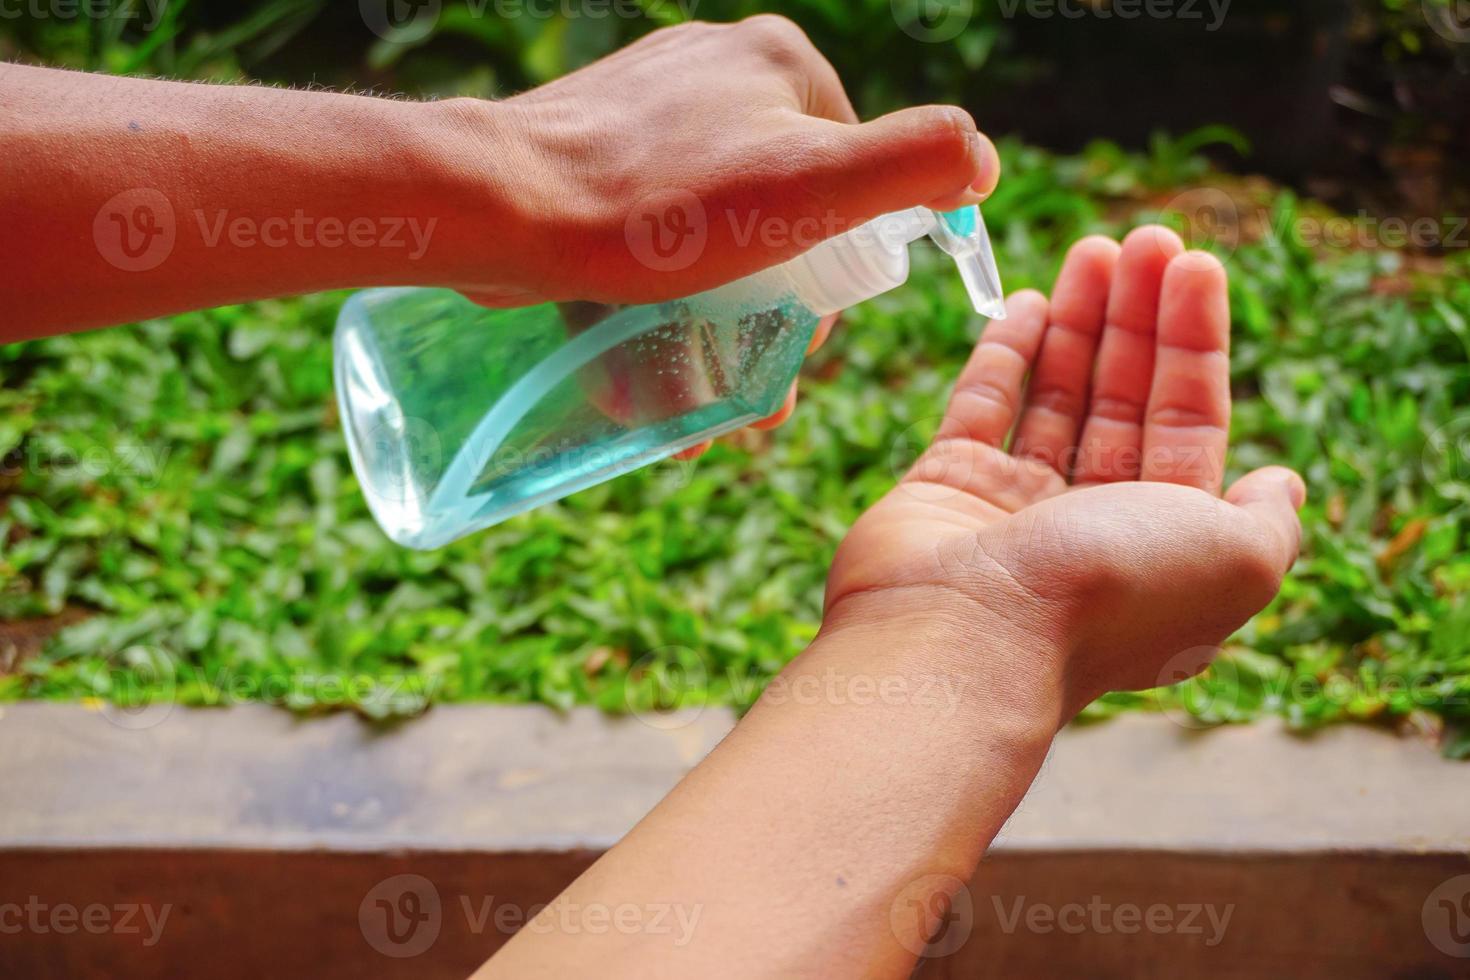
[{"x1": 927, "y1": 206, "x2": 1007, "y2": 320}]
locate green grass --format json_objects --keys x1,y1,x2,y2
[{"x1": 3, "y1": 138, "x2": 1469, "y2": 755}]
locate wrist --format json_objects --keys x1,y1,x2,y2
[
  {"x1": 812, "y1": 587, "x2": 1073, "y2": 741},
  {"x1": 396, "y1": 96, "x2": 549, "y2": 293}
]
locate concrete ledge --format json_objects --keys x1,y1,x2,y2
[{"x1": 2, "y1": 705, "x2": 1467, "y2": 978}]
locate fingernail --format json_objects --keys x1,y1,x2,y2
[
  {"x1": 969, "y1": 131, "x2": 999, "y2": 200},
  {"x1": 1279, "y1": 471, "x2": 1307, "y2": 509}
]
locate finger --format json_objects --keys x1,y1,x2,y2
[
  {"x1": 1141, "y1": 251, "x2": 1231, "y2": 493},
  {"x1": 1074, "y1": 226, "x2": 1185, "y2": 485},
  {"x1": 923, "y1": 186, "x2": 985, "y2": 213},
  {"x1": 1225, "y1": 466, "x2": 1306, "y2": 573},
  {"x1": 460, "y1": 287, "x2": 546, "y2": 309},
  {"x1": 752, "y1": 381, "x2": 798, "y2": 430},
  {"x1": 674, "y1": 440, "x2": 712, "y2": 461},
  {"x1": 808, "y1": 313, "x2": 839, "y2": 354},
  {"x1": 794, "y1": 106, "x2": 991, "y2": 224},
  {"x1": 923, "y1": 131, "x2": 1000, "y2": 209},
  {"x1": 1012, "y1": 236, "x2": 1120, "y2": 475},
  {"x1": 937, "y1": 289, "x2": 1049, "y2": 447}
]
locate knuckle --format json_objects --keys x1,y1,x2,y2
[
  {"x1": 739, "y1": 14, "x2": 813, "y2": 59},
  {"x1": 1087, "y1": 393, "x2": 1147, "y2": 424},
  {"x1": 1028, "y1": 384, "x2": 1085, "y2": 420},
  {"x1": 954, "y1": 377, "x2": 1018, "y2": 417},
  {"x1": 932, "y1": 106, "x2": 977, "y2": 150},
  {"x1": 1235, "y1": 533, "x2": 1287, "y2": 600}
]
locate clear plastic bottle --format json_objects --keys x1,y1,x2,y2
[{"x1": 335, "y1": 205, "x2": 1004, "y2": 549}]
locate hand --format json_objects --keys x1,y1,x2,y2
[
  {"x1": 450, "y1": 15, "x2": 998, "y2": 309},
  {"x1": 454, "y1": 16, "x2": 980, "y2": 455},
  {"x1": 4, "y1": 19, "x2": 993, "y2": 338},
  {"x1": 824, "y1": 226, "x2": 1305, "y2": 721}
]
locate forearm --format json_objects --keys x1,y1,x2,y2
[
  {"x1": 0, "y1": 63, "x2": 534, "y2": 338},
  {"x1": 480, "y1": 601, "x2": 1065, "y2": 979}
]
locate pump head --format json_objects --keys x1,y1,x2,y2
[{"x1": 779, "y1": 204, "x2": 1006, "y2": 319}]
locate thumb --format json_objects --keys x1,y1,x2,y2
[
  {"x1": 1224, "y1": 466, "x2": 1306, "y2": 574},
  {"x1": 800, "y1": 106, "x2": 998, "y2": 221}
]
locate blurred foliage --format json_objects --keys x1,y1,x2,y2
[
  {"x1": 3, "y1": 0, "x2": 1464, "y2": 107},
  {"x1": 1374, "y1": 0, "x2": 1470, "y2": 65},
  {"x1": 1, "y1": 1, "x2": 1468, "y2": 753}
]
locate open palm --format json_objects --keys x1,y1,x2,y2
[{"x1": 826, "y1": 227, "x2": 1305, "y2": 713}]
